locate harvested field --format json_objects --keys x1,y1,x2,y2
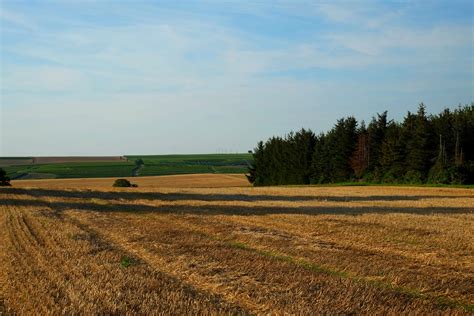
[
  {"x1": 11, "y1": 173, "x2": 250, "y2": 189},
  {"x1": 1, "y1": 174, "x2": 473, "y2": 314}
]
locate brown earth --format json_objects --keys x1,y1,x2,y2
[
  {"x1": 0, "y1": 158, "x2": 34, "y2": 166},
  {"x1": 32, "y1": 156, "x2": 128, "y2": 164},
  {"x1": 0, "y1": 156, "x2": 128, "y2": 166},
  {"x1": 1, "y1": 174, "x2": 473, "y2": 314}
]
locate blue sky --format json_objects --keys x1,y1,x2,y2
[{"x1": 1, "y1": 0, "x2": 473, "y2": 156}]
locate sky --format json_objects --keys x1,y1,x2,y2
[{"x1": 0, "y1": 0, "x2": 473, "y2": 156}]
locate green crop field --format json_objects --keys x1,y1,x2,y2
[
  {"x1": 126, "y1": 153, "x2": 252, "y2": 164},
  {"x1": 127, "y1": 154, "x2": 251, "y2": 176},
  {"x1": 2, "y1": 154, "x2": 252, "y2": 180}
]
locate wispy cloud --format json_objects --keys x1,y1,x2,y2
[
  {"x1": 0, "y1": 0, "x2": 472, "y2": 155},
  {"x1": 0, "y1": 7, "x2": 37, "y2": 30}
]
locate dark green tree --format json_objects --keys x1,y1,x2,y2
[
  {"x1": 0, "y1": 168, "x2": 11, "y2": 186},
  {"x1": 330, "y1": 117, "x2": 358, "y2": 182},
  {"x1": 404, "y1": 104, "x2": 431, "y2": 182},
  {"x1": 249, "y1": 103, "x2": 473, "y2": 186},
  {"x1": 292, "y1": 128, "x2": 317, "y2": 184},
  {"x1": 367, "y1": 111, "x2": 388, "y2": 175},
  {"x1": 378, "y1": 121, "x2": 405, "y2": 183},
  {"x1": 350, "y1": 121, "x2": 369, "y2": 179}
]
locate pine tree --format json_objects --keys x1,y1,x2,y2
[
  {"x1": 379, "y1": 122, "x2": 405, "y2": 182},
  {"x1": 311, "y1": 131, "x2": 335, "y2": 183},
  {"x1": 247, "y1": 141, "x2": 264, "y2": 185},
  {"x1": 350, "y1": 121, "x2": 369, "y2": 179},
  {"x1": 293, "y1": 128, "x2": 316, "y2": 184},
  {"x1": 367, "y1": 111, "x2": 388, "y2": 173},
  {"x1": 404, "y1": 104, "x2": 431, "y2": 182}
]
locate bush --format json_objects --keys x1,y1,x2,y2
[
  {"x1": 428, "y1": 165, "x2": 450, "y2": 184},
  {"x1": 113, "y1": 179, "x2": 137, "y2": 188},
  {"x1": 0, "y1": 168, "x2": 11, "y2": 186},
  {"x1": 404, "y1": 170, "x2": 423, "y2": 184}
]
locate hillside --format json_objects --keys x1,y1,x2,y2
[{"x1": 0, "y1": 154, "x2": 252, "y2": 180}]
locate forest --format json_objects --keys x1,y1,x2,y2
[{"x1": 247, "y1": 103, "x2": 474, "y2": 185}]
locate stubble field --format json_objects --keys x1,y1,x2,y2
[{"x1": 1, "y1": 174, "x2": 473, "y2": 314}]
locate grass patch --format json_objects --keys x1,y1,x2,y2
[
  {"x1": 227, "y1": 241, "x2": 348, "y2": 277},
  {"x1": 120, "y1": 256, "x2": 134, "y2": 268}
]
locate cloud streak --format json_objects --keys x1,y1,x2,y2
[{"x1": 0, "y1": 0, "x2": 472, "y2": 155}]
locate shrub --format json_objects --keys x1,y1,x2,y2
[
  {"x1": 428, "y1": 165, "x2": 450, "y2": 184},
  {"x1": 404, "y1": 170, "x2": 423, "y2": 184},
  {"x1": 0, "y1": 168, "x2": 11, "y2": 186},
  {"x1": 113, "y1": 179, "x2": 137, "y2": 187}
]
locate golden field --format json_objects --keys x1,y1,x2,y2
[{"x1": 1, "y1": 174, "x2": 473, "y2": 314}]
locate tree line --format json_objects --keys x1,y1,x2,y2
[{"x1": 247, "y1": 103, "x2": 474, "y2": 185}]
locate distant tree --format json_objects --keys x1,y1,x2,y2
[
  {"x1": 293, "y1": 128, "x2": 317, "y2": 184},
  {"x1": 0, "y1": 168, "x2": 11, "y2": 186},
  {"x1": 378, "y1": 121, "x2": 405, "y2": 183},
  {"x1": 351, "y1": 121, "x2": 369, "y2": 179},
  {"x1": 404, "y1": 104, "x2": 431, "y2": 182},
  {"x1": 310, "y1": 133, "x2": 330, "y2": 183},
  {"x1": 247, "y1": 141, "x2": 264, "y2": 185},
  {"x1": 135, "y1": 159, "x2": 144, "y2": 166},
  {"x1": 367, "y1": 111, "x2": 388, "y2": 173},
  {"x1": 330, "y1": 117, "x2": 358, "y2": 182}
]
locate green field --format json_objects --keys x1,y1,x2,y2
[{"x1": 2, "y1": 154, "x2": 252, "y2": 179}]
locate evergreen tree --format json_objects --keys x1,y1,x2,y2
[
  {"x1": 404, "y1": 104, "x2": 431, "y2": 182},
  {"x1": 310, "y1": 134, "x2": 330, "y2": 183},
  {"x1": 350, "y1": 121, "x2": 369, "y2": 179},
  {"x1": 367, "y1": 111, "x2": 388, "y2": 175},
  {"x1": 293, "y1": 128, "x2": 317, "y2": 184},
  {"x1": 247, "y1": 141, "x2": 264, "y2": 185},
  {"x1": 331, "y1": 117, "x2": 358, "y2": 182},
  {"x1": 248, "y1": 103, "x2": 473, "y2": 186},
  {"x1": 378, "y1": 121, "x2": 405, "y2": 182}
]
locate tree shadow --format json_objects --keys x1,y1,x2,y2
[
  {"x1": 1, "y1": 187, "x2": 473, "y2": 204},
  {"x1": 2, "y1": 197, "x2": 473, "y2": 216}
]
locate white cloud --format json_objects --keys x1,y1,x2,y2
[{"x1": 327, "y1": 23, "x2": 472, "y2": 61}]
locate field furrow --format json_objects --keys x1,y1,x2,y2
[
  {"x1": 0, "y1": 194, "x2": 249, "y2": 314},
  {"x1": 1, "y1": 180, "x2": 473, "y2": 314}
]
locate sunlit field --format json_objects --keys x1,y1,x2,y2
[{"x1": 1, "y1": 174, "x2": 473, "y2": 314}]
